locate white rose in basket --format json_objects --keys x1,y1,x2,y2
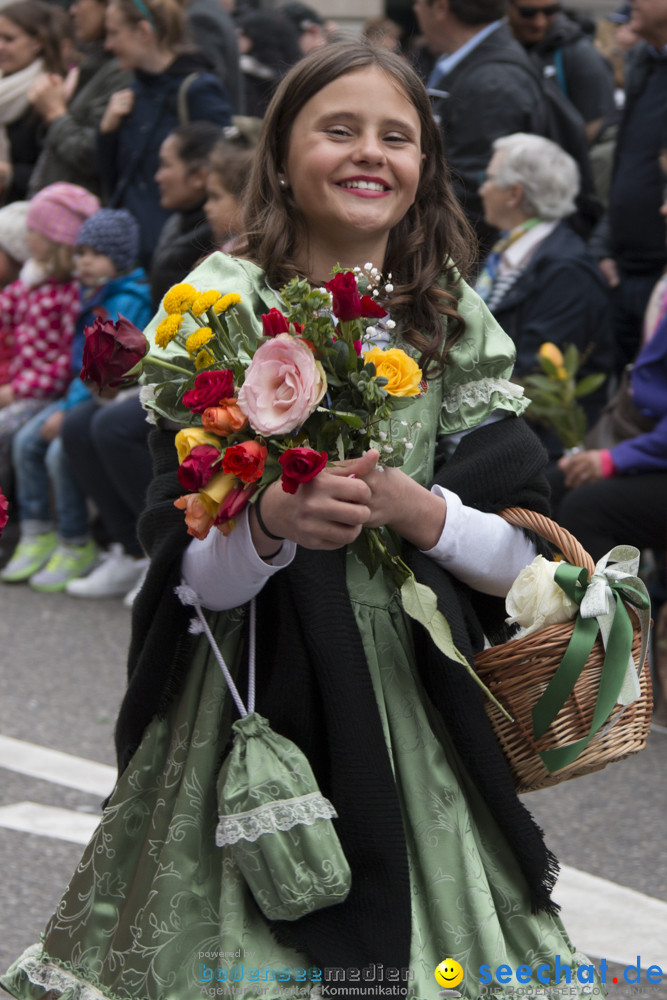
[{"x1": 506, "y1": 555, "x2": 578, "y2": 637}]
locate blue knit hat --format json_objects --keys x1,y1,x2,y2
[{"x1": 76, "y1": 208, "x2": 139, "y2": 274}]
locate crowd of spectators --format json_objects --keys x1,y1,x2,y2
[{"x1": 0, "y1": 0, "x2": 664, "y2": 716}]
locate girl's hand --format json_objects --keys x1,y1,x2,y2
[
  {"x1": 0, "y1": 384, "x2": 14, "y2": 408},
  {"x1": 29, "y1": 74, "x2": 67, "y2": 122},
  {"x1": 250, "y1": 451, "x2": 377, "y2": 553},
  {"x1": 99, "y1": 89, "x2": 135, "y2": 133},
  {"x1": 40, "y1": 409, "x2": 64, "y2": 442},
  {"x1": 558, "y1": 449, "x2": 604, "y2": 488},
  {"x1": 359, "y1": 459, "x2": 447, "y2": 550}
]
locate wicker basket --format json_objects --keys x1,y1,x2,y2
[{"x1": 474, "y1": 508, "x2": 653, "y2": 794}]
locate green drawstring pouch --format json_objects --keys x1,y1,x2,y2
[{"x1": 176, "y1": 586, "x2": 351, "y2": 922}]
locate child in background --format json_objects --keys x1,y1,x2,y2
[
  {"x1": 0, "y1": 183, "x2": 99, "y2": 506},
  {"x1": 0, "y1": 201, "x2": 30, "y2": 389},
  {"x1": 1, "y1": 208, "x2": 153, "y2": 589},
  {"x1": 204, "y1": 141, "x2": 254, "y2": 250}
]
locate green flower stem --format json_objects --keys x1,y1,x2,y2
[{"x1": 144, "y1": 354, "x2": 193, "y2": 377}]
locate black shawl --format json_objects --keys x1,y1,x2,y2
[{"x1": 116, "y1": 416, "x2": 556, "y2": 974}]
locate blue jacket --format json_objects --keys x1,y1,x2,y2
[
  {"x1": 65, "y1": 268, "x2": 153, "y2": 410},
  {"x1": 612, "y1": 308, "x2": 667, "y2": 474},
  {"x1": 97, "y1": 53, "x2": 232, "y2": 266}
]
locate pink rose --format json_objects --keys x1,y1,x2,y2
[
  {"x1": 0, "y1": 487, "x2": 8, "y2": 537},
  {"x1": 237, "y1": 334, "x2": 327, "y2": 435}
]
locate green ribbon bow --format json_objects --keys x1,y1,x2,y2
[{"x1": 531, "y1": 545, "x2": 650, "y2": 773}]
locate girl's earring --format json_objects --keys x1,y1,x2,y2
[{"x1": 279, "y1": 177, "x2": 287, "y2": 190}]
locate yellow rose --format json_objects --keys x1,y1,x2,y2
[
  {"x1": 198, "y1": 470, "x2": 237, "y2": 518},
  {"x1": 175, "y1": 427, "x2": 222, "y2": 464},
  {"x1": 539, "y1": 342, "x2": 567, "y2": 379},
  {"x1": 364, "y1": 347, "x2": 422, "y2": 397},
  {"x1": 163, "y1": 283, "x2": 197, "y2": 315}
]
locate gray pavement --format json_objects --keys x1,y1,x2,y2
[{"x1": 0, "y1": 561, "x2": 666, "y2": 1000}]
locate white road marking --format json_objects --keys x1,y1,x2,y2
[
  {"x1": 0, "y1": 802, "x2": 99, "y2": 844},
  {"x1": 553, "y1": 865, "x2": 667, "y2": 969},
  {"x1": 1, "y1": 738, "x2": 666, "y2": 969},
  {"x1": 0, "y1": 735, "x2": 115, "y2": 796}
]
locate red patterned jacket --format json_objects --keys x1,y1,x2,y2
[{"x1": 0, "y1": 276, "x2": 80, "y2": 400}]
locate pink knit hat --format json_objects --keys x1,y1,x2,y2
[{"x1": 26, "y1": 183, "x2": 100, "y2": 247}]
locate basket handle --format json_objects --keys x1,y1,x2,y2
[{"x1": 497, "y1": 507, "x2": 596, "y2": 577}]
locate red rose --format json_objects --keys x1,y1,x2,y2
[
  {"x1": 279, "y1": 447, "x2": 328, "y2": 494},
  {"x1": 81, "y1": 314, "x2": 148, "y2": 390},
  {"x1": 183, "y1": 370, "x2": 235, "y2": 413},
  {"x1": 221, "y1": 440, "x2": 268, "y2": 483},
  {"x1": 215, "y1": 481, "x2": 258, "y2": 525},
  {"x1": 262, "y1": 308, "x2": 290, "y2": 337},
  {"x1": 325, "y1": 272, "x2": 363, "y2": 322},
  {"x1": 360, "y1": 295, "x2": 388, "y2": 318},
  {"x1": 177, "y1": 444, "x2": 221, "y2": 491},
  {"x1": 0, "y1": 487, "x2": 8, "y2": 537}
]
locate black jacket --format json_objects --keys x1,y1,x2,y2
[
  {"x1": 525, "y1": 13, "x2": 616, "y2": 124},
  {"x1": 491, "y1": 221, "x2": 614, "y2": 455},
  {"x1": 150, "y1": 204, "x2": 214, "y2": 309},
  {"x1": 430, "y1": 24, "x2": 543, "y2": 249}
]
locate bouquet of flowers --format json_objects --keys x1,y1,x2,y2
[
  {"x1": 81, "y1": 265, "x2": 511, "y2": 717},
  {"x1": 518, "y1": 342, "x2": 607, "y2": 451}
]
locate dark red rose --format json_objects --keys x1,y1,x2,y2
[
  {"x1": 182, "y1": 370, "x2": 235, "y2": 413},
  {"x1": 262, "y1": 308, "x2": 290, "y2": 337},
  {"x1": 279, "y1": 447, "x2": 328, "y2": 494},
  {"x1": 215, "y1": 481, "x2": 258, "y2": 524},
  {"x1": 81, "y1": 314, "x2": 148, "y2": 389},
  {"x1": 360, "y1": 295, "x2": 388, "y2": 318},
  {"x1": 325, "y1": 272, "x2": 363, "y2": 322},
  {"x1": 0, "y1": 487, "x2": 8, "y2": 537},
  {"x1": 221, "y1": 440, "x2": 268, "y2": 483},
  {"x1": 177, "y1": 444, "x2": 221, "y2": 491}
]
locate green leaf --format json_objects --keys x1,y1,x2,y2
[
  {"x1": 400, "y1": 577, "x2": 513, "y2": 721},
  {"x1": 574, "y1": 373, "x2": 607, "y2": 398},
  {"x1": 563, "y1": 342, "x2": 580, "y2": 378}
]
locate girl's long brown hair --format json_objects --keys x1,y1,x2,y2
[{"x1": 238, "y1": 40, "x2": 477, "y2": 377}]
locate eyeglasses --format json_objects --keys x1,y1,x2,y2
[{"x1": 510, "y1": 1, "x2": 561, "y2": 17}]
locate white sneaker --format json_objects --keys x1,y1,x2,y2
[
  {"x1": 122, "y1": 561, "x2": 149, "y2": 608},
  {"x1": 65, "y1": 545, "x2": 149, "y2": 598}
]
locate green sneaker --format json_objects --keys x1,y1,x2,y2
[
  {"x1": 30, "y1": 540, "x2": 99, "y2": 593},
  {"x1": 1, "y1": 532, "x2": 57, "y2": 583}
]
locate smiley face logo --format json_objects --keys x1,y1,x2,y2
[{"x1": 435, "y1": 958, "x2": 464, "y2": 989}]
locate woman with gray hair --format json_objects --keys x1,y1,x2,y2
[{"x1": 476, "y1": 132, "x2": 613, "y2": 457}]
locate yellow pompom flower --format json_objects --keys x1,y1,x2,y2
[
  {"x1": 213, "y1": 293, "x2": 242, "y2": 314},
  {"x1": 195, "y1": 348, "x2": 216, "y2": 370},
  {"x1": 185, "y1": 327, "x2": 214, "y2": 356},
  {"x1": 155, "y1": 314, "x2": 183, "y2": 349},
  {"x1": 163, "y1": 283, "x2": 197, "y2": 315},
  {"x1": 364, "y1": 347, "x2": 422, "y2": 397},
  {"x1": 539, "y1": 342, "x2": 567, "y2": 379},
  {"x1": 191, "y1": 290, "x2": 222, "y2": 317}
]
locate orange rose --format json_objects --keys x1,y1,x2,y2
[
  {"x1": 174, "y1": 493, "x2": 216, "y2": 540},
  {"x1": 202, "y1": 399, "x2": 248, "y2": 435}
]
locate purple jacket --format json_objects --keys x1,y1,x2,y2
[{"x1": 611, "y1": 306, "x2": 667, "y2": 473}]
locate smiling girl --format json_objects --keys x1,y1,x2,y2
[{"x1": 2, "y1": 41, "x2": 595, "y2": 1000}]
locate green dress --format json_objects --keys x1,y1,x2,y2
[{"x1": 1, "y1": 257, "x2": 595, "y2": 1000}]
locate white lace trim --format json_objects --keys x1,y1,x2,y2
[
  {"x1": 17, "y1": 943, "x2": 110, "y2": 1000},
  {"x1": 442, "y1": 377, "x2": 524, "y2": 413},
  {"x1": 216, "y1": 791, "x2": 338, "y2": 846}
]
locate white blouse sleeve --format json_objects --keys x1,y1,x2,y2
[
  {"x1": 421, "y1": 486, "x2": 537, "y2": 597},
  {"x1": 181, "y1": 507, "x2": 296, "y2": 611}
]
